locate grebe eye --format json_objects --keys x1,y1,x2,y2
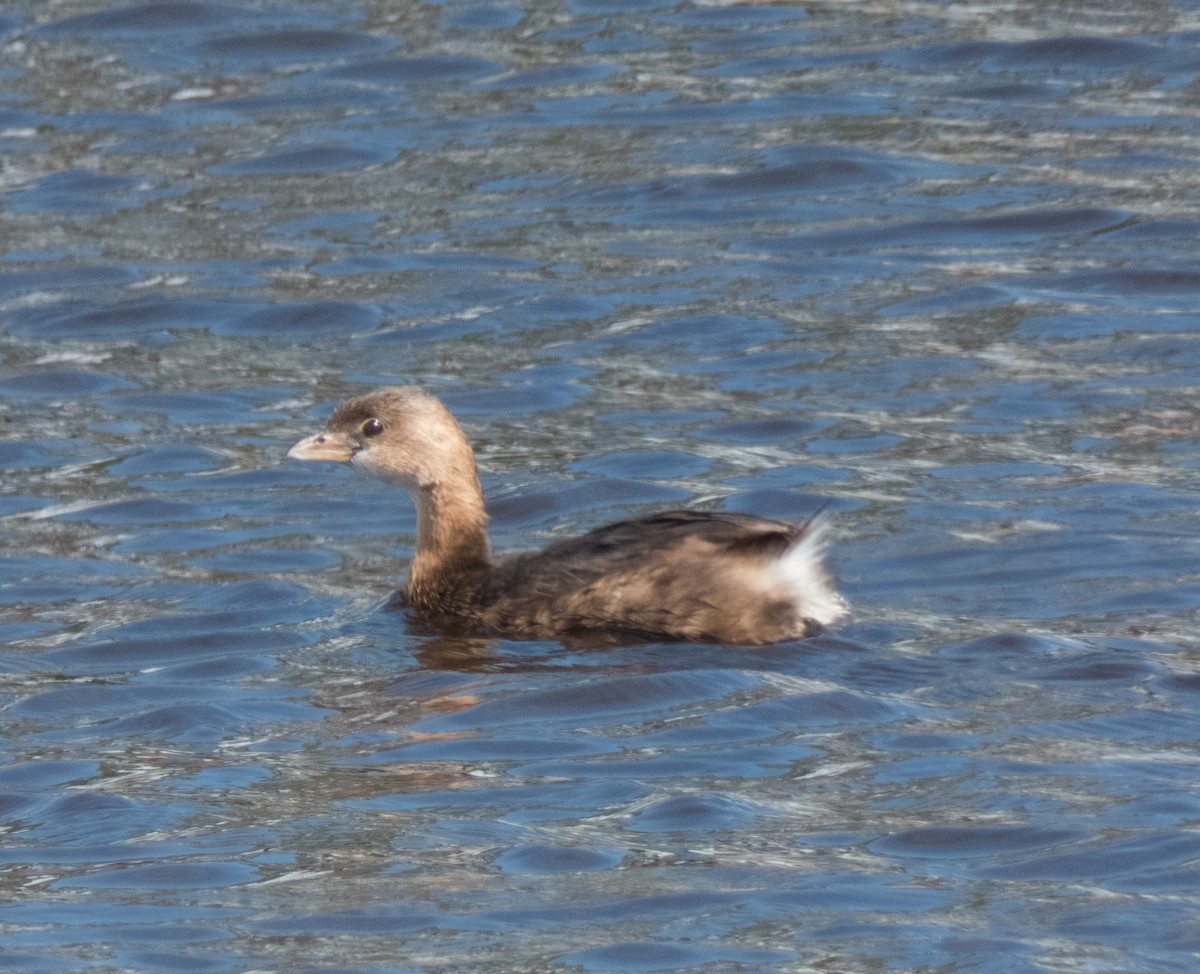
[{"x1": 360, "y1": 418, "x2": 384, "y2": 438}]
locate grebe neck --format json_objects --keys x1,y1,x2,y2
[{"x1": 407, "y1": 476, "x2": 491, "y2": 607}]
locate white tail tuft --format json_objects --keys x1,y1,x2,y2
[{"x1": 770, "y1": 519, "x2": 848, "y2": 627}]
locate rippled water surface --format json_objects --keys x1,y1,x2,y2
[{"x1": 3, "y1": 1, "x2": 1200, "y2": 971}]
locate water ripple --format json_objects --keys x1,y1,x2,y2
[{"x1": 2, "y1": 0, "x2": 1199, "y2": 971}]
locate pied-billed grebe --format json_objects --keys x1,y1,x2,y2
[{"x1": 288, "y1": 387, "x2": 847, "y2": 644}]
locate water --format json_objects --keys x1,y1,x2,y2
[{"x1": 2, "y1": 1, "x2": 1200, "y2": 971}]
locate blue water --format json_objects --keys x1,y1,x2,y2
[{"x1": 3, "y1": 1, "x2": 1200, "y2": 971}]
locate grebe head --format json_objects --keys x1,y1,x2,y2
[{"x1": 287, "y1": 386, "x2": 474, "y2": 490}]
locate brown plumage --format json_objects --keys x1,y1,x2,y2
[{"x1": 288, "y1": 387, "x2": 847, "y2": 645}]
